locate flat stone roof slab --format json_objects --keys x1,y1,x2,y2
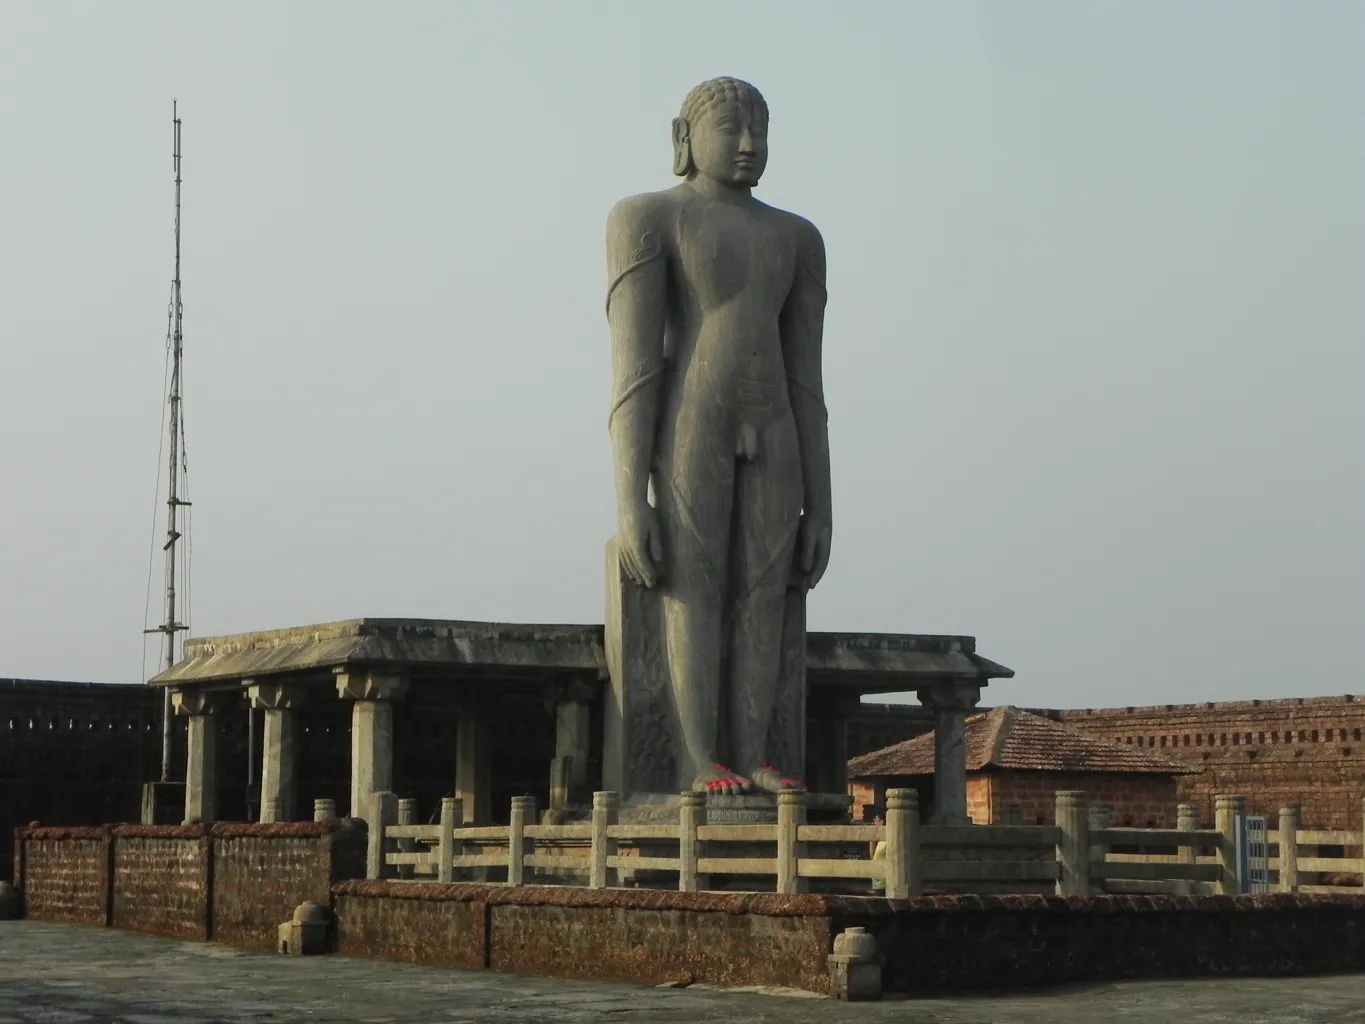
[{"x1": 149, "y1": 618, "x2": 1013, "y2": 694}]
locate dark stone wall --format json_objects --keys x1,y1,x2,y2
[{"x1": 0, "y1": 680, "x2": 174, "y2": 878}]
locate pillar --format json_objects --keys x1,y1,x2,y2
[
  {"x1": 806, "y1": 695, "x2": 854, "y2": 795},
  {"x1": 455, "y1": 704, "x2": 493, "y2": 825},
  {"x1": 916, "y1": 679, "x2": 982, "y2": 826},
  {"x1": 172, "y1": 689, "x2": 230, "y2": 825},
  {"x1": 555, "y1": 696, "x2": 592, "y2": 794},
  {"x1": 335, "y1": 671, "x2": 408, "y2": 821},
  {"x1": 246, "y1": 681, "x2": 307, "y2": 823}
]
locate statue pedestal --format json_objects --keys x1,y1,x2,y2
[{"x1": 602, "y1": 537, "x2": 809, "y2": 802}]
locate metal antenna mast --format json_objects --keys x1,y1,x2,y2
[{"x1": 148, "y1": 101, "x2": 191, "y2": 783}]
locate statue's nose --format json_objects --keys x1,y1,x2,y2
[{"x1": 738, "y1": 129, "x2": 755, "y2": 152}]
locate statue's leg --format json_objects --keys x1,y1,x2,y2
[
  {"x1": 656, "y1": 415, "x2": 749, "y2": 794},
  {"x1": 729, "y1": 417, "x2": 804, "y2": 793}
]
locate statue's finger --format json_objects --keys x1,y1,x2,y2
[
  {"x1": 622, "y1": 549, "x2": 643, "y2": 587},
  {"x1": 648, "y1": 527, "x2": 665, "y2": 566},
  {"x1": 810, "y1": 539, "x2": 831, "y2": 589}
]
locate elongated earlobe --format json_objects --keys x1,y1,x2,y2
[{"x1": 671, "y1": 117, "x2": 692, "y2": 176}]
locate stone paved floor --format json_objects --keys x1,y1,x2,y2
[{"x1": 2, "y1": 922, "x2": 1364, "y2": 1023}]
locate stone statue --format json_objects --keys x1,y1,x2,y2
[{"x1": 605, "y1": 77, "x2": 832, "y2": 797}]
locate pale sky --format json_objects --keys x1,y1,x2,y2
[{"x1": 1, "y1": 1, "x2": 1361, "y2": 709}]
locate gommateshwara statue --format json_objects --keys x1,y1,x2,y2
[{"x1": 605, "y1": 77, "x2": 832, "y2": 799}]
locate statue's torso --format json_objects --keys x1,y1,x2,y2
[{"x1": 657, "y1": 186, "x2": 802, "y2": 432}]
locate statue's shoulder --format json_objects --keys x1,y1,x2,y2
[
  {"x1": 761, "y1": 202, "x2": 824, "y2": 249},
  {"x1": 606, "y1": 186, "x2": 688, "y2": 236}
]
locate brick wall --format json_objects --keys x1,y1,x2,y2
[
  {"x1": 111, "y1": 828, "x2": 211, "y2": 940},
  {"x1": 335, "y1": 883, "x2": 1365, "y2": 995},
  {"x1": 1053, "y1": 696, "x2": 1365, "y2": 828},
  {"x1": 212, "y1": 824, "x2": 366, "y2": 948},
  {"x1": 332, "y1": 882, "x2": 835, "y2": 991},
  {"x1": 13, "y1": 820, "x2": 366, "y2": 944},
  {"x1": 845, "y1": 893, "x2": 1365, "y2": 993},
  {"x1": 981, "y1": 771, "x2": 1181, "y2": 827},
  {"x1": 15, "y1": 828, "x2": 111, "y2": 925}
]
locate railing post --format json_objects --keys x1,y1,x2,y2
[
  {"x1": 438, "y1": 797, "x2": 459, "y2": 884},
  {"x1": 777, "y1": 791, "x2": 807, "y2": 895},
  {"x1": 1277, "y1": 805, "x2": 1299, "y2": 893},
  {"x1": 313, "y1": 798, "x2": 336, "y2": 823},
  {"x1": 396, "y1": 798, "x2": 417, "y2": 879},
  {"x1": 1055, "y1": 791, "x2": 1090, "y2": 896},
  {"x1": 884, "y1": 788, "x2": 920, "y2": 899},
  {"x1": 1359, "y1": 797, "x2": 1365, "y2": 890},
  {"x1": 1087, "y1": 804, "x2": 1110, "y2": 882},
  {"x1": 1176, "y1": 803, "x2": 1198, "y2": 895},
  {"x1": 1215, "y1": 794, "x2": 1245, "y2": 895},
  {"x1": 508, "y1": 795, "x2": 534, "y2": 887},
  {"x1": 677, "y1": 791, "x2": 705, "y2": 893},
  {"x1": 590, "y1": 791, "x2": 618, "y2": 889},
  {"x1": 366, "y1": 791, "x2": 397, "y2": 880}
]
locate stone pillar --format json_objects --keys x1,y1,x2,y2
[
  {"x1": 455, "y1": 704, "x2": 493, "y2": 825},
  {"x1": 335, "y1": 672, "x2": 408, "y2": 821},
  {"x1": 806, "y1": 695, "x2": 854, "y2": 795},
  {"x1": 915, "y1": 680, "x2": 982, "y2": 826},
  {"x1": 172, "y1": 689, "x2": 230, "y2": 825},
  {"x1": 555, "y1": 693, "x2": 592, "y2": 796},
  {"x1": 246, "y1": 681, "x2": 307, "y2": 823}
]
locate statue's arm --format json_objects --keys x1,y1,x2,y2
[
  {"x1": 781, "y1": 218, "x2": 832, "y2": 526},
  {"x1": 605, "y1": 195, "x2": 667, "y2": 520}
]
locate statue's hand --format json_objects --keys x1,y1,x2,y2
[
  {"x1": 618, "y1": 504, "x2": 666, "y2": 589},
  {"x1": 797, "y1": 511, "x2": 832, "y2": 590}
]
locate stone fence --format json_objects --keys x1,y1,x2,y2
[{"x1": 365, "y1": 789, "x2": 1292, "y2": 897}]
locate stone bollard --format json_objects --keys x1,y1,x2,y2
[
  {"x1": 827, "y1": 927, "x2": 882, "y2": 1001},
  {"x1": 0, "y1": 881, "x2": 22, "y2": 921},
  {"x1": 313, "y1": 798, "x2": 336, "y2": 823},
  {"x1": 276, "y1": 901, "x2": 330, "y2": 956}
]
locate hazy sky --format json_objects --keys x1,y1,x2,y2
[{"x1": 1, "y1": 2, "x2": 1361, "y2": 709}]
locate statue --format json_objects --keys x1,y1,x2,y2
[{"x1": 605, "y1": 77, "x2": 832, "y2": 798}]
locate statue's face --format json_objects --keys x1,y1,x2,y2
[{"x1": 689, "y1": 99, "x2": 768, "y2": 187}]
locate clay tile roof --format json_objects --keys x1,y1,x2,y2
[{"x1": 847, "y1": 706, "x2": 1199, "y2": 778}]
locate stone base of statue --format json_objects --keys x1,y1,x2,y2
[
  {"x1": 617, "y1": 790, "x2": 851, "y2": 825},
  {"x1": 602, "y1": 537, "x2": 809, "y2": 803}
]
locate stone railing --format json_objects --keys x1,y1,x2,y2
[{"x1": 367, "y1": 788, "x2": 1221, "y2": 896}]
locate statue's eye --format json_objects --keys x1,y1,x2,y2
[{"x1": 713, "y1": 116, "x2": 738, "y2": 132}]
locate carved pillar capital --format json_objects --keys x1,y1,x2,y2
[
  {"x1": 171, "y1": 688, "x2": 234, "y2": 716},
  {"x1": 245, "y1": 679, "x2": 309, "y2": 711},
  {"x1": 334, "y1": 670, "x2": 409, "y2": 702},
  {"x1": 915, "y1": 679, "x2": 983, "y2": 715}
]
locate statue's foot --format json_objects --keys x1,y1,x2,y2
[
  {"x1": 749, "y1": 764, "x2": 807, "y2": 794},
  {"x1": 692, "y1": 764, "x2": 754, "y2": 796}
]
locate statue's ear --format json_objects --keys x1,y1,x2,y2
[{"x1": 671, "y1": 117, "x2": 692, "y2": 177}]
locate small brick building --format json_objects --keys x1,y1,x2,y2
[{"x1": 848, "y1": 706, "x2": 1198, "y2": 827}]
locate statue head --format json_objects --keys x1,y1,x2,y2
[{"x1": 672, "y1": 77, "x2": 769, "y2": 187}]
